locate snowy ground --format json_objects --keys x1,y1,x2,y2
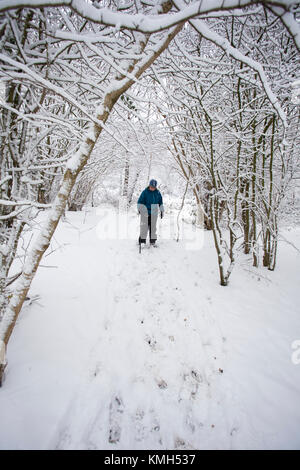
[{"x1": 0, "y1": 204, "x2": 300, "y2": 450}]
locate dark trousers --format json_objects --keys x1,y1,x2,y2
[{"x1": 139, "y1": 212, "x2": 158, "y2": 243}]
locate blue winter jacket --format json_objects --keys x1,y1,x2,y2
[{"x1": 137, "y1": 187, "x2": 164, "y2": 215}]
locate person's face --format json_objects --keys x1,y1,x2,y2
[{"x1": 149, "y1": 186, "x2": 156, "y2": 191}]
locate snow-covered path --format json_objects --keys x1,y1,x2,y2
[
  {"x1": 1, "y1": 206, "x2": 300, "y2": 449},
  {"x1": 49, "y1": 207, "x2": 231, "y2": 450}
]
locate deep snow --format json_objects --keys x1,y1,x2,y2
[{"x1": 0, "y1": 204, "x2": 299, "y2": 450}]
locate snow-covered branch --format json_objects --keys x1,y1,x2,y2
[
  {"x1": 0, "y1": 0, "x2": 298, "y2": 33},
  {"x1": 174, "y1": 0, "x2": 289, "y2": 127}
]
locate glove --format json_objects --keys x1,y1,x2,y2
[{"x1": 160, "y1": 212, "x2": 164, "y2": 219}]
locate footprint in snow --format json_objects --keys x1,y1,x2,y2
[
  {"x1": 156, "y1": 378, "x2": 168, "y2": 389},
  {"x1": 108, "y1": 395, "x2": 124, "y2": 444},
  {"x1": 179, "y1": 370, "x2": 203, "y2": 401},
  {"x1": 145, "y1": 335, "x2": 157, "y2": 351},
  {"x1": 144, "y1": 334, "x2": 164, "y2": 352}
]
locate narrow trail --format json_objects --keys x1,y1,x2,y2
[{"x1": 51, "y1": 207, "x2": 235, "y2": 450}]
